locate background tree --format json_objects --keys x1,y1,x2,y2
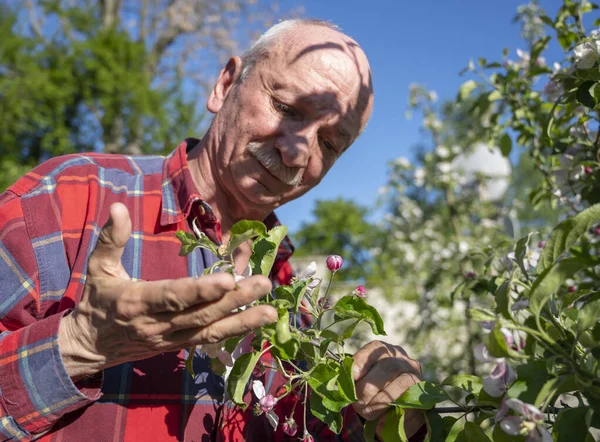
[
  {"x1": 292, "y1": 198, "x2": 375, "y2": 281},
  {"x1": 0, "y1": 0, "x2": 290, "y2": 190}
]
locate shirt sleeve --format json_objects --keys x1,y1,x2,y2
[{"x1": 0, "y1": 190, "x2": 101, "y2": 441}]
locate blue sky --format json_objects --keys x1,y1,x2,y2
[{"x1": 270, "y1": 0, "x2": 566, "y2": 233}]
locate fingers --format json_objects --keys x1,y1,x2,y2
[
  {"x1": 88, "y1": 203, "x2": 132, "y2": 278},
  {"x1": 138, "y1": 274, "x2": 272, "y2": 315},
  {"x1": 353, "y1": 340, "x2": 416, "y2": 381},
  {"x1": 352, "y1": 341, "x2": 422, "y2": 421},
  {"x1": 354, "y1": 370, "x2": 421, "y2": 420},
  {"x1": 165, "y1": 304, "x2": 277, "y2": 347},
  {"x1": 162, "y1": 275, "x2": 274, "y2": 330}
]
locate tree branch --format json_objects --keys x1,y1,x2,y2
[{"x1": 24, "y1": 0, "x2": 45, "y2": 42}]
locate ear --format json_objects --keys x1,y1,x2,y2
[{"x1": 207, "y1": 56, "x2": 243, "y2": 114}]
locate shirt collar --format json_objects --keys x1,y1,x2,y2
[{"x1": 160, "y1": 138, "x2": 203, "y2": 227}]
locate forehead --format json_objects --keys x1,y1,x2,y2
[{"x1": 260, "y1": 27, "x2": 373, "y2": 137}]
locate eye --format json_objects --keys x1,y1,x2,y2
[
  {"x1": 272, "y1": 98, "x2": 299, "y2": 118},
  {"x1": 319, "y1": 137, "x2": 337, "y2": 152}
]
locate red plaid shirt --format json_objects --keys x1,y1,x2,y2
[{"x1": 0, "y1": 139, "x2": 366, "y2": 441}]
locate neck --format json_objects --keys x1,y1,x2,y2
[{"x1": 186, "y1": 131, "x2": 274, "y2": 242}]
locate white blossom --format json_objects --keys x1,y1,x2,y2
[
  {"x1": 436, "y1": 145, "x2": 450, "y2": 158},
  {"x1": 414, "y1": 168, "x2": 426, "y2": 187}
]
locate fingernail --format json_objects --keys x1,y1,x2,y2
[{"x1": 261, "y1": 315, "x2": 275, "y2": 326}]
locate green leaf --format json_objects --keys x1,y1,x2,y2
[
  {"x1": 227, "y1": 351, "x2": 262, "y2": 407},
  {"x1": 534, "y1": 374, "x2": 577, "y2": 409},
  {"x1": 488, "y1": 90, "x2": 503, "y2": 101},
  {"x1": 223, "y1": 220, "x2": 267, "y2": 256},
  {"x1": 271, "y1": 309, "x2": 299, "y2": 359},
  {"x1": 441, "y1": 375, "x2": 482, "y2": 395},
  {"x1": 310, "y1": 390, "x2": 343, "y2": 434},
  {"x1": 175, "y1": 230, "x2": 200, "y2": 256},
  {"x1": 307, "y1": 360, "x2": 352, "y2": 412},
  {"x1": 563, "y1": 289, "x2": 595, "y2": 309},
  {"x1": 469, "y1": 308, "x2": 496, "y2": 323},
  {"x1": 424, "y1": 410, "x2": 445, "y2": 442},
  {"x1": 445, "y1": 417, "x2": 465, "y2": 442},
  {"x1": 529, "y1": 258, "x2": 591, "y2": 317},
  {"x1": 553, "y1": 406, "x2": 592, "y2": 441},
  {"x1": 249, "y1": 225, "x2": 288, "y2": 277},
  {"x1": 507, "y1": 361, "x2": 549, "y2": 404},
  {"x1": 184, "y1": 345, "x2": 196, "y2": 377},
  {"x1": 486, "y1": 323, "x2": 513, "y2": 358},
  {"x1": 380, "y1": 407, "x2": 407, "y2": 442},
  {"x1": 338, "y1": 356, "x2": 358, "y2": 402},
  {"x1": 459, "y1": 80, "x2": 478, "y2": 101},
  {"x1": 393, "y1": 381, "x2": 448, "y2": 410},
  {"x1": 530, "y1": 36, "x2": 551, "y2": 63},
  {"x1": 334, "y1": 295, "x2": 386, "y2": 335},
  {"x1": 577, "y1": 80, "x2": 598, "y2": 109},
  {"x1": 578, "y1": 292, "x2": 600, "y2": 332},
  {"x1": 499, "y1": 133, "x2": 512, "y2": 157},
  {"x1": 538, "y1": 204, "x2": 600, "y2": 272},
  {"x1": 513, "y1": 233, "x2": 535, "y2": 278},
  {"x1": 462, "y1": 422, "x2": 491, "y2": 442},
  {"x1": 495, "y1": 281, "x2": 512, "y2": 319},
  {"x1": 363, "y1": 418, "x2": 378, "y2": 442}
]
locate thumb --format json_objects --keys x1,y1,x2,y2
[{"x1": 88, "y1": 202, "x2": 132, "y2": 278}]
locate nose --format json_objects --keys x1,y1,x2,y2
[{"x1": 274, "y1": 124, "x2": 316, "y2": 168}]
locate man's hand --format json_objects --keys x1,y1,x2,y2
[
  {"x1": 352, "y1": 340, "x2": 425, "y2": 438},
  {"x1": 58, "y1": 202, "x2": 277, "y2": 380}
]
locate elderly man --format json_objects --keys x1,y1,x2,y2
[{"x1": 0, "y1": 19, "x2": 424, "y2": 441}]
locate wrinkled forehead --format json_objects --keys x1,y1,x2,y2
[{"x1": 270, "y1": 27, "x2": 373, "y2": 136}]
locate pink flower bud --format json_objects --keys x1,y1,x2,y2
[
  {"x1": 317, "y1": 296, "x2": 331, "y2": 310},
  {"x1": 585, "y1": 166, "x2": 593, "y2": 174},
  {"x1": 326, "y1": 255, "x2": 343, "y2": 272},
  {"x1": 354, "y1": 285, "x2": 367, "y2": 297},
  {"x1": 465, "y1": 271, "x2": 476, "y2": 280},
  {"x1": 301, "y1": 434, "x2": 315, "y2": 442},
  {"x1": 538, "y1": 241, "x2": 545, "y2": 248},
  {"x1": 282, "y1": 417, "x2": 298, "y2": 436},
  {"x1": 595, "y1": 226, "x2": 600, "y2": 236},
  {"x1": 568, "y1": 285, "x2": 577, "y2": 293},
  {"x1": 259, "y1": 394, "x2": 276, "y2": 413}
]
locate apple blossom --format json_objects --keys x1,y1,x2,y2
[
  {"x1": 496, "y1": 398, "x2": 552, "y2": 442},
  {"x1": 301, "y1": 433, "x2": 315, "y2": 442},
  {"x1": 282, "y1": 416, "x2": 298, "y2": 436},
  {"x1": 353, "y1": 285, "x2": 367, "y2": 298},
  {"x1": 326, "y1": 255, "x2": 343, "y2": 272},
  {"x1": 574, "y1": 40, "x2": 600, "y2": 70},
  {"x1": 252, "y1": 380, "x2": 279, "y2": 429}
]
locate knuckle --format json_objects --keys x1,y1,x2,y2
[
  {"x1": 116, "y1": 294, "x2": 142, "y2": 319},
  {"x1": 162, "y1": 288, "x2": 186, "y2": 312},
  {"x1": 193, "y1": 307, "x2": 216, "y2": 327},
  {"x1": 204, "y1": 327, "x2": 224, "y2": 344}
]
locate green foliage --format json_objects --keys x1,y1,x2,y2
[{"x1": 293, "y1": 198, "x2": 376, "y2": 280}]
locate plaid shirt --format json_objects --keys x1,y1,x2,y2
[{"x1": 0, "y1": 139, "x2": 367, "y2": 442}]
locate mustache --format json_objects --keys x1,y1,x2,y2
[{"x1": 247, "y1": 142, "x2": 303, "y2": 187}]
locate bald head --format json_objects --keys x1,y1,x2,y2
[
  {"x1": 240, "y1": 19, "x2": 373, "y2": 134},
  {"x1": 202, "y1": 18, "x2": 374, "y2": 213}
]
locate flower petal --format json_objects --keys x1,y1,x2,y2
[
  {"x1": 252, "y1": 380, "x2": 266, "y2": 399},
  {"x1": 265, "y1": 410, "x2": 279, "y2": 430},
  {"x1": 482, "y1": 376, "x2": 506, "y2": 397},
  {"x1": 500, "y1": 416, "x2": 523, "y2": 436}
]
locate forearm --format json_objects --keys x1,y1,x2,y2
[{"x1": 0, "y1": 312, "x2": 102, "y2": 440}]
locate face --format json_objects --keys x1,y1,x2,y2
[{"x1": 206, "y1": 25, "x2": 374, "y2": 212}]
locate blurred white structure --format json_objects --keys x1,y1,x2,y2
[{"x1": 451, "y1": 142, "x2": 512, "y2": 202}]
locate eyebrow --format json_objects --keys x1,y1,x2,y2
[{"x1": 337, "y1": 127, "x2": 353, "y2": 150}]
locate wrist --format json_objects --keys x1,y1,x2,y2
[{"x1": 58, "y1": 311, "x2": 105, "y2": 381}]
